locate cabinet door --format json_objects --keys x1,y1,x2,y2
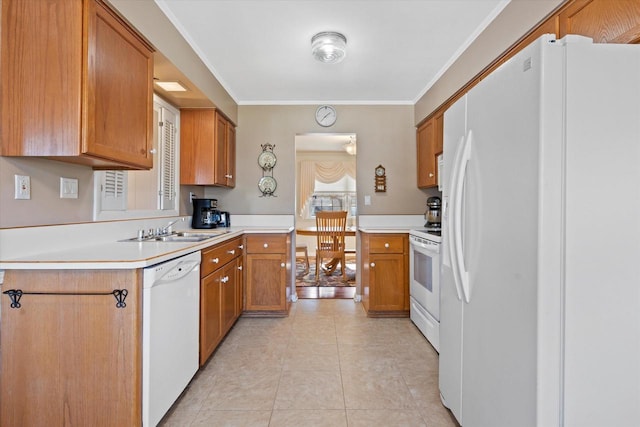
[
  {"x1": 214, "y1": 112, "x2": 229, "y2": 186},
  {"x1": 369, "y1": 253, "x2": 408, "y2": 312},
  {"x1": 200, "y1": 272, "x2": 222, "y2": 365},
  {"x1": 1, "y1": 0, "x2": 83, "y2": 157},
  {"x1": 180, "y1": 109, "x2": 215, "y2": 184},
  {"x1": 236, "y1": 256, "x2": 244, "y2": 318},
  {"x1": 0, "y1": 270, "x2": 141, "y2": 426},
  {"x1": 226, "y1": 123, "x2": 236, "y2": 188},
  {"x1": 220, "y1": 260, "x2": 238, "y2": 335},
  {"x1": 558, "y1": 0, "x2": 640, "y2": 44},
  {"x1": 417, "y1": 118, "x2": 438, "y2": 188},
  {"x1": 84, "y1": 0, "x2": 153, "y2": 169},
  {"x1": 245, "y1": 254, "x2": 286, "y2": 311}
]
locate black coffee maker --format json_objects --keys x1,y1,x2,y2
[
  {"x1": 192, "y1": 198, "x2": 222, "y2": 229},
  {"x1": 425, "y1": 196, "x2": 442, "y2": 231}
]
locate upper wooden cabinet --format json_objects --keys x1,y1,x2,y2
[
  {"x1": 559, "y1": 0, "x2": 640, "y2": 44},
  {"x1": 416, "y1": 113, "x2": 443, "y2": 189},
  {"x1": 0, "y1": 0, "x2": 154, "y2": 169},
  {"x1": 180, "y1": 108, "x2": 236, "y2": 187}
]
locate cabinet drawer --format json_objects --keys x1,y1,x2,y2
[
  {"x1": 245, "y1": 234, "x2": 287, "y2": 254},
  {"x1": 201, "y1": 237, "x2": 243, "y2": 277},
  {"x1": 369, "y1": 235, "x2": 405, "y2": 254}
]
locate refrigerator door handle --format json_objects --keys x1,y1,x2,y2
[
  {"x1": 447, "y1": 135, "x2": 465, "y2": 302},
  {"x1": 453, "y1": 130, "x2": 472, "y2": 303}
]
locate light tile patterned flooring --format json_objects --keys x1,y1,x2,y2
[{"x1": 160, "y1": 299, "x2": 459, "y2": 427}]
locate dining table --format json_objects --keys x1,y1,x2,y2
[{"x1": 295, "y1": 226, "x2": 357, "y2": 274}]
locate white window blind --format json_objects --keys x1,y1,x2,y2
[
  {"x1": 101, "y1": 170, "x2": 127, "y2": 211},
  {"x1": 159, "y1": 108, "x2": 177, "y2": 210}
]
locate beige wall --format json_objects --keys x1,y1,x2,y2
[
  {"x1": 414, "y1": 0, "x2": 564, "y2": 124},
  {"x1": 0, "y1": 157, "x2": 96, "y2": 228},
  {"x1": 203, "y1": 105, "x2": 439, "y2": 216}
]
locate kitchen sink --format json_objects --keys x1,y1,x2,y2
[{"x1": 120, "y1": 230, "x2": 230, "y2": 243}]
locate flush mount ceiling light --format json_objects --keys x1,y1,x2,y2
[
  {"x1": 343, "y1": 136, "x2": 356, "y2": 155},
  {"x1": 311, "y1": 31, "x2": 347, "y2": 64},
  {"x1": 154, "y1": 80, "x2": 188, "y2": 92}
]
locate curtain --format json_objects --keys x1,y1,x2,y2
[{"x1": 299, "y1": 161, "x2": 356, "y2": 215}]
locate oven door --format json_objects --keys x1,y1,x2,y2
[{"x1": 409, "y1": 235, "x2": 440, "y2": 321}]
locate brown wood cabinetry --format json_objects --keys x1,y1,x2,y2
[
  {"x1": 559, "y1": 0, "x2": 640, "y2": 44},
  {"x1": 0, "y1": 269, "x2": 142, "y2": 426},
  {"x1": 200, "y1": 237, "x2": 244, "y2": 365},
  {"x1": 244, "y1": 233, "x2": 291, "y2": 316},
  {"x1": 0, "y1": 0, "x2": 154, "y2": 169},
  {"x1": 416, "y1": 113, "x2": 443, "y2": 189},
  {"x1": 361, "y1": 233, "x2": 409, "y2": 317},
  {"x1": 180, "y1": 109, "x2": 236, "y2": 187}
]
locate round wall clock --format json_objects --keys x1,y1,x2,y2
[
  {"x1": 315, "y1": 105, "x2": 337, "y2": 127},
  {"x1": 258, "y1": 176, "x2": 277, "y2": 195}
]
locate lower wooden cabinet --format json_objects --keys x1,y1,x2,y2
[
  {"x1": 361, "y1": 232, "x2": 409, "y2": 317},
  {"x1": 200, "y1": 237, "x2": 243, "y2": 365},
  {"x1": 244, "y1": 233, "x2": 291, "y2": 316},
  {"x1": 0, "y1": 269, "x2": 142, "y2": 426}
]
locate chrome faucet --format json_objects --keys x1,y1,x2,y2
[{"x1": 160, "y1": 218, "x2": 185, "y2": 236}]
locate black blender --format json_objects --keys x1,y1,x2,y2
[{"x1": 424, "y1": 196, "x2": 442, "y2": 233}]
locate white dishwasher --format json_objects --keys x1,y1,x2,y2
[{"x1": 143, "y1": 251, "x2": 201, "y2": 427}]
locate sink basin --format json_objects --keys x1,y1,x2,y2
[
  {"x1": 148, "y1": 235, "x2": 213, "y2": 242},
  {"x1": 120, "y1": 230, "x2": 230, "y2": 243}
]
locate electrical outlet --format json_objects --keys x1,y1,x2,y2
[
  {"x1": 60, "y1": 177, "x2": 79, "y2": 199},
  {"x1": 364, "y1": 195, "x2": 371, "y2": 205},
  {"x1": 14, "y1": 175, "x2": 31, "y2": 200}
]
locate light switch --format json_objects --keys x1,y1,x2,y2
[
  {"x1": 14, "y1": 175, "x2": 31, "y2": 199},
  {"x1": 364, "y1": 195, "x2": 371, "y2": 205},
  {"x1": 60, "y1": 177, "x2": 79, "y2": 199}
]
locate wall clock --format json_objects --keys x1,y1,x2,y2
[
  {"x1": 374, "y1": 165, "x2": 386, "y2": 192},
  {"x1": 315, "y1": 105, "x2": 337, "y2": 127}
]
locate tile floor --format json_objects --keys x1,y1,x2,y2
[{"x1": 160, "y1": 299, "x2": 459, "y2": 427}]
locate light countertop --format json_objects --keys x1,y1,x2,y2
[{"x1": 0, "y1": 226, "x2": 293, "y2": 270}]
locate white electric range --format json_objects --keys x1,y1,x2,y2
[{"x1": 408, "y1": 228, "x2": 441, "y2": 352}]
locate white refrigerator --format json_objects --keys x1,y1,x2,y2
[{"x1": 439, "y1": 34, "x2": 640, "y2": 427}]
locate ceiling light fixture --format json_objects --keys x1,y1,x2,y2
[
  {"x1": 343, "y1": 137, "x2": 356, "y2": 155},
  {"x1": 154, "y1": 80, "x2": 189, "y2": 92},
  {"x1": 311, "y1": 31, "x2": 347, "y2": 64}
]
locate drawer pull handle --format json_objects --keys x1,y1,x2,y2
[
  {"x1": 225, "y1": 174, "x2": 233, "y2": 179},
  {"x1": 227, "y1": 249, "x2": 235, "y2": 255},
  {"x1": 221, "y1": 276, "x2": 229, "y2": 283},
  {"x1": 238, "y1": 266, "x2": 243, "y2": 271},
  {"x1": 384, "y1": 243, "x2": 390, "y2": 248},
  {"x1": 238, "y1": 245, "x2": 244, "y2": 249},
  {"x1": 429, "y1": 172, "x2": 434, "y2": 178},
  {"x1": 280, "y1": 262, "x2": 285, "y2": 268},
  {"x1": 370, "y1": 262, "x2": 375, "y2": 267},
  {"x1": 211, "y1": 257, "x2": 219, "y2": 264},
  {"x1": 263, "y1": 243, "x2": 269, "y2": 248}
]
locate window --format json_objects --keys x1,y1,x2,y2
[
  {"x1": 93, "y1": 95, "x2": 180, "y2": 220},
  {"x1": 305, "y1": 174, "x2": 357, "y2": 219},
  {"x1": 308, "y1": 191, "x2": 357, "y2": 218}
]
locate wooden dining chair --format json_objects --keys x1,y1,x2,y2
[{"x1": 315, "y1": 210, "x2": 348, "y2": 281}]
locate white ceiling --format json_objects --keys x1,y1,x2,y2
[{"x1": 154, "y1": 0, "x2": 509, "y2": 105}]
